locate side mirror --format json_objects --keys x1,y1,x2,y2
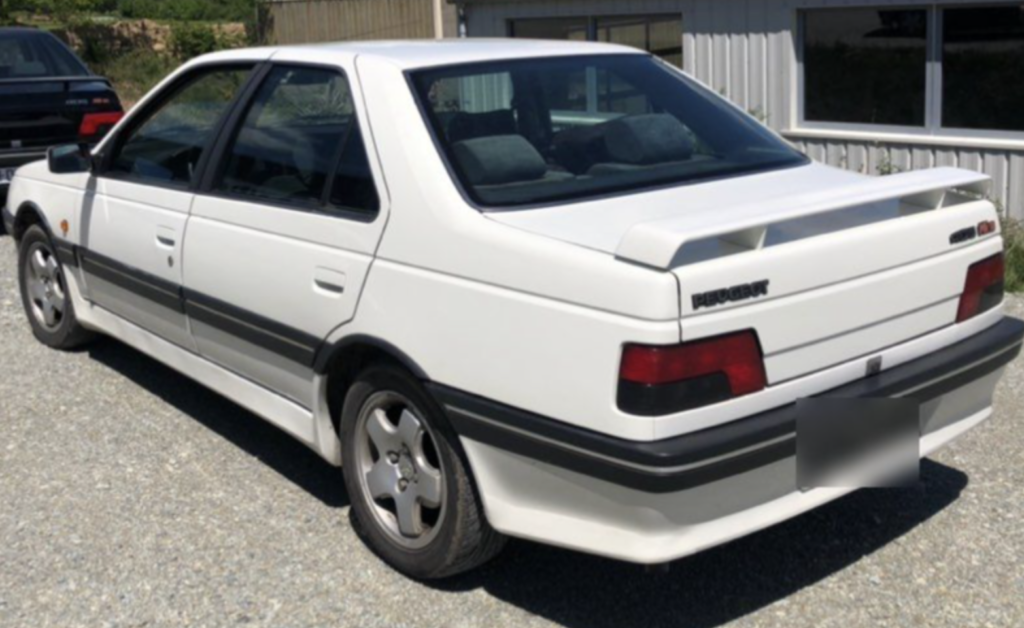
[{"x1": 47, "y1": 144, "x2": 92, "y2": 174}]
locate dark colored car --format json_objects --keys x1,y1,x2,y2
[{"x1": 0, "y1": 27, "x2": 123, "y2": 209}]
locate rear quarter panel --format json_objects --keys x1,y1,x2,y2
[{"x1": 328, "y1": 57, "x2": 684, "y2": 441}]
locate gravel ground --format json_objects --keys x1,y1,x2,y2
[{"x1": 0, "y1": 232, "x2": 1022, "y2": 628}]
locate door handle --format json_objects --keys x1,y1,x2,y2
[
  {"x1": 156, "y1": 226, "x2": 177, "y2": 249},
  {"x1": 313, "y1": 267, "x2": 346, "y2": 295}
]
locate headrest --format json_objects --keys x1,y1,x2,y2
[
  {"x1": 452, "y1": 135, "x2": 547, "y2": 186},
  {"x1": 604, "y1": 114, "x2": 694, "y2": 165}
]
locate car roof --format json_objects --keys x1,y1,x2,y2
[
  {"x1": 199, "y1": 38, "x2": 645, "y2": 71},
  {"x1": 0, "y1": 27, "x2": 58, "y2": 37}
]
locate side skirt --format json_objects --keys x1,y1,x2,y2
[{"x1": 78, "y1": 296, "x2": 339, "y2": 465}]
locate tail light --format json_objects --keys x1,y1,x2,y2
[
  {"x1": 618, "y1": 331, "x2": 767, "y2": 416},
  {"x1": 956, "y1": 253, "x2": 1004, "y2": 322},
  {"x1": 79, "y1": 111, "x2": 124, "y2": 141}
]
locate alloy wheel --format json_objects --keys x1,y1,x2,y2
[
  {"x1": 354, "y1": 391, "x2": 446, "y2": 550},
  {"x1": 23, "y1": 241, "x2": 66, "y2": 331}
]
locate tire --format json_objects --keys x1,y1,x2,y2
[
  {"x1": 340, "y1": 364, "x2": 506, "y2": 579},
  {"x1": 18, "y1": 224, "x2": 95, "y2": 349}
]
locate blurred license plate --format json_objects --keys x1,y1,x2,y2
[
  {"x1": 0, "y1": 168, "x2": 15, "y2": 184},
  {"x1": 796, "y1": 397, "x2": 920, "y2": 489}
]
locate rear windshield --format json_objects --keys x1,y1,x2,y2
[
  {"x1": 410, "y1": 54, "x2": 806, "y2": 210},
  {"x1": 0, "y1": 30, "x2": 89, "y2": 79}
]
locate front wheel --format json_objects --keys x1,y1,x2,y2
[
  {"x1": 340, "y1": 365, "x2": 505, "y2": 579},
  {"x1": 18, "y1": 224, "x2": 94, "y2": 349}
]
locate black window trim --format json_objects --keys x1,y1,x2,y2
[
  {"x1": 796, "y1": 3, "x2": 1024, "y2": 141},
  {"x1": 197, "y1": 60, "x2": 382, "y2": 224},
  {"x1": 405, "y1": 53, "x2": 809, "y2": 213},
  {"x1": 95, "y1": 61, "x2": 265, "y2": 193}
]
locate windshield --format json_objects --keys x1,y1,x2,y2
[
  {"x1": 410, "y1": 54, "x2": 806, "y2": 210},
  {"x1": 0, "y1": 30, "x2": 89, "y2": 79}
]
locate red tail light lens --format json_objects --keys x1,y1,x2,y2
[
  {"x1": 956, "y1": 253, "x2": 1005, "y2": 322},
  {"x1": 618, "y1": 331, "x2": 767, "y2": 415},
  {"x1": 79, "y1": 111, "x2": 124, "y2": 140}
]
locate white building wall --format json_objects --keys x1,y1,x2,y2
[{"x1": 463, "y1": 0, "x2": 1024, "y2": 218}]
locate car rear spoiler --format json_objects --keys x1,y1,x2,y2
[{"x1": 614, "y1": 167, "x2": 992, "y2": 269}]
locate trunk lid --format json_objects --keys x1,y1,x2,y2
[
  {"x1": 0, "y1": 77, "x2": 120, "y2": 151},
  {"x1": 491, "y1": 163, "x2": 1002, "y2": 383}
]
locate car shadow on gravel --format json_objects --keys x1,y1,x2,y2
[
  {"x1": 84, "y1": 336, "x2": 968, "y2": 628},
  {"x1": 87, "y1": 339, "x2": 349, "y2": 509},
  {"x1": 434, "y1": 459, "x2": 968, "y2": 628}
]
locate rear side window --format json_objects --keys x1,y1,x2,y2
[
  {"x1": 0, "y1": 31, "x2": 88, "y2": 78},
  {"x1": 110, "y1": 66, "x2": 252, "y2": 185},
  {"x1": 215, "y1": 65, "x2": 379, "y2": 216}
]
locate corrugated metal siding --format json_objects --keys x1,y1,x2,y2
[
  {"x1": 266, "y1": 0, "x2": 455, "y2": 44},
  {"x1": 787, "y1": 138, "x2": 1023, "y2": 216},
  {"x1": 464, "y1": 0, "x2": 1024, "y2": 218}
]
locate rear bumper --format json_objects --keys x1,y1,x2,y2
[
  {"x1": 434, "y1": 316, "x2": 1023, "y2": 563},
  {"x1": 435, "y1": 317, "x2": 1023, "y2": 493}
]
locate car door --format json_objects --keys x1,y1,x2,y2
[
  {"x1": 183, "y1": 59, "x2": 388, "y2": 407},
  {"x1": 80, "y1": 63, "x2": 258, "y2": 349}
]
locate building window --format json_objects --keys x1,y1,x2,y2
[
  {"x1": 800, "y1": 4, "x2": 1024, "y2": 135},
  {"x1": 509, "y1": 17, "x2": 588, "y2": 41},
  {"x1": 802, "y1": 9, "x2": 927, "y2": 126},
  {"x1": 595, "y1": 15, "x2": 683, "y2": 67},
  {"x1": 942, "y1": 6, "x2": 1024, "y2": 132},
  {"x1": 509, "y1": 15, "x2": 683, "y2": 66}
]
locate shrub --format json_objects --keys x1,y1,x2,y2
[
  {"x1": 76, "y1": 26, "x2": 113, "y2": 64},
  {"x1": 169, "y1": 20, "x2": 218, "y2": 59},
  {"x1": 117, "y1": 0, "x2": 252, "y2": 22},
  {"x1": 1001, "y1": 214, "x2": 1024, "y2": 294},
  {"x1": 92, "y1": 49, "x2": 176, "y2": 106},
  {"x1": 9, "y1": 0, "x2": 115, "y2": 20}
]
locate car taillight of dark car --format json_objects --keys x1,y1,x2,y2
[{"x1": 79, "y1": 111, "x2": 124, "y2": 142}]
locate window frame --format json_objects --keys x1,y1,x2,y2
[
  {"x1": 96, "y1": 62, "x2": 264, "y2": 192},
  {"x1": 198, "y1": 61, "x2": 382, "y2": 223},
  {"x1": 796, "y1": 3, "x2": 1024, "y2": 142}
]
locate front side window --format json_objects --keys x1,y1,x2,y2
[
  {"x1": 412, "y1": 55, "x2": 805, "y2": 209},
  {"x1": 942, "y1": 5, "x2": 1024, "y2": 132},
  {"x1": 110, "y1": 66, "x2": 252, "y2": 185},
  {"x1": 802, "y1": 8, "x2": 927, "y2": 126},
  {"x1": 215, "y1": 65, "x2": 378, "y2": 215}
]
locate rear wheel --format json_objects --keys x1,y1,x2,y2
[
  {"x1": 18, "y1": 225, "x2": 94, "y2": 349},
  {"x1": 341, "y1": 364, "x2": 505, "y2": 579}
]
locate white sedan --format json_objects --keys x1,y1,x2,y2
[{"x1": 3, "y1": 39, "x2": 1020, "y2": 579}]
